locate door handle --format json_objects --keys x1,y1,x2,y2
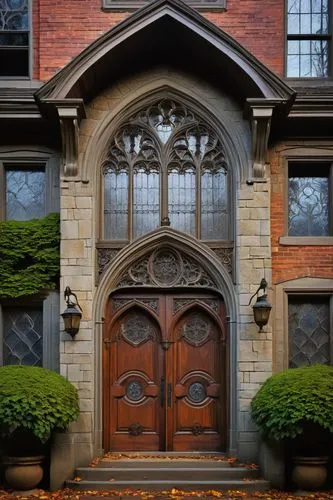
[
  {"x1": 160, "y1": 376, "x2": 165, "y2": 407},
  {"x1": 167, "y1": 383, "x2": 172, "y2": 407}
]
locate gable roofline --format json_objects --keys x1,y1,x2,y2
[{"x1": 35, "y1": 0, "x2": 295, "y2": 105}]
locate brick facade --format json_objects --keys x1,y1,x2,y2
[{"x1": 33, "y1": 0, "x2": 284, "y2": 81}]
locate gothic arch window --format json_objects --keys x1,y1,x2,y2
[{"x1": 102, "y1": 98, "x2": 229, "y2": 242}]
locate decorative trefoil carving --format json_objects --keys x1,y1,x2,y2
[
  {"x1": 211, "y1": 247, "x2": 233, "y2": 275},
  {"x1": 97, "y1": 248, "x2": 120, "y2": 277},
  {"x1": 117, "y1": 248, "x2": 217, "y2": 289}
]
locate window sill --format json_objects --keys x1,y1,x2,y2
[{"x1": 280, "y1": 236, "x2": 333, "y2": 246}]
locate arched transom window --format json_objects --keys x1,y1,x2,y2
[{"x1": 102, "y1": 99, "x2": 229, "y2": 241}]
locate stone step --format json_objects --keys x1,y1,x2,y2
[
  {"x1": 66, "y1": 479, "x2": 270, "y2": 492},
  {"x1": 75, "y1": 466, "x2": 259, "y2": 481},
  {"x1": 95, "y1": 459, "x2": 234, "y2": 468}
]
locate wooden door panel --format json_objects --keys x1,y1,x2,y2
[
  {"x1": 106, "y1": 305, "x2": 164, "y2": 451},
  {"x1": 169, "y1": 305, "x2": 225, "y2": 451},
  {"x1": 104, "y1": 293, "x2": 226, "y2": 452}
]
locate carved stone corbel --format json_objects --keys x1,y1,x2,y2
[
  {"x1": 37, "y1": 98, "x2": 86, "y2": 178},
  {"x1": 245, "y1": 98, "x2": 289, "y2": 182},
  {"x1": 248, "y1": 104, "x2": 274, "y2": 180},
  {"x1": 57, "y1": 106, "x2": 80, "y2": 177}
]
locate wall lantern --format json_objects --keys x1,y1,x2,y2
[
  {"x1": 249, "y1": 278, "x2": 272, "y2": 332},
  {"x1": 61, "y1": 286, "x2": 82, "y2": 338}
]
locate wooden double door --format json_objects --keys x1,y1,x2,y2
[{"x1": 103, "y1": 292, "x2": 227, "y2": 451}]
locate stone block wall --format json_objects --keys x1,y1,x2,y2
[{"x1": 59, "y1": 69, "x2": 272, "y2": 465}]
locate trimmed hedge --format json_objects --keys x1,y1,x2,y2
[
  {"x1": 0, "y1": 366, "x2": 79, "y2": 441},
  {"x1": 251, "y1": 365, "x2": 333, "y2": 440},
  {"x1": 0, "y1": 213, "x2": 60, "y2": 298}
]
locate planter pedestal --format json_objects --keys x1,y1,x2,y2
[
  {"x1": 292, "y1": 456, "x2": 328, "y2": 491},
  {"x1": 4, "y1": 456, "x2": 44, "y2": 491}
]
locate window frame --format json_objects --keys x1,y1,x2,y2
[
  {"x1": 0, "y1": 292, "x2": 60, "y2": 371},
  {"x1": 274, "y1": 277, "x2": 333, "y2": 371},
  {"x1": 0, "y1": 149, "x2": 60, "y2": 221},
  {"x1": 280, "y1": 153, "x2": 333, "y2": 245},
  {"x1": 285, "y1": 0, "x2": 332, "y2": 79},
  {"x1": 288, "y1": 293, "x2": 333, "y2": 367},
  {"x1": 0, "y1": 0, "x2": 32, "y2": 80},
  {"x1": 102, "y1": 0, "x2": 226, "y2": 12}
]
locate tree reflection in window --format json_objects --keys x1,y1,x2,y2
[
  {"x1": 103, "y1": 99, "x2": 228, "y2": 241},
  {"x1": 6, "y1": 167, "x2": 46, "y2": 221},
  {"x1": 288, "y1": 164, "x2": 329, "y2": 236}
]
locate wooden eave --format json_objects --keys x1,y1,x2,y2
[{"x1": 0, "y1": 88, "x2": 41, "y2": 119}]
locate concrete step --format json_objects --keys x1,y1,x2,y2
[
  {"x1": 66, "y1": 479, "x2": 270, "y2": 492},
  {"x1": 75, "y1": 466, "x2": 259, "y2": 481}
]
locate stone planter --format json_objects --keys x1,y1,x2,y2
[
  {"x1": 3, "y1": 455, "x2": 44, "y2": 490},
  {"x1": 292, "y1": 456, "x2": 328, "y2": 491}
]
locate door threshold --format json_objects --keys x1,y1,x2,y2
[{"x1": 103, "y1": 451, "x2": 228, "y2": 458}]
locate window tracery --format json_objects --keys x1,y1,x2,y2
[{"x1": 102, "y1": 98, "x2": 229, "y2": 241}]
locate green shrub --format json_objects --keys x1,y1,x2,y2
[
  {"x1": 251, "y1": 365, "x2": 333, "y2": 440},
  {"x1": 0, "y1": 213, "x2": 60, "y2": 298},
  {"x1": 0, "y1": 366, "x2": 79, "y2": 441}
]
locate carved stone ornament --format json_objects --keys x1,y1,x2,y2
[
  {"x1": 97, "y1": 248, "x2": 120, "y2": 277},
  {"x1": 173, "y1": 298, "x2": 219, "y2": 314},
  {"x1": 112, "y1": 298, "x2": 159, "y2": 314},
  {"x1": 56, "y1": 105, "x2": 83, "y2": 177},
  {"x1": 211, "y1": 247, "x2": 233, "y2": 276},
  {"x1": 128, "y1": 422, "x2": 144, "y2": 436},
  {"x1": 117, "y1": 248, "x2": 217, "y2": 289},
  {"x1": 246, "y1": 100, "x2": 276, "y2": 181}
]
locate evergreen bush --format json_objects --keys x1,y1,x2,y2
[
  {"x1": 0, "y1": 366, "x2": 79, "y2": 442},
  {"x1": 251, "y1": 365, "x2": 333, "y2": 440},
  {"x1": 0, "y1": 213, "x2": 60, "y2": 298}
]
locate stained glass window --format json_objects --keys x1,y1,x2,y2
[
  {"x1": 3, "y1": 307, "x2": 43, "y2": 366},
  {"x1": 5, "y1": 167, "x2": 46, "y2": 220},
  {"x1": 287, "y1": 0, "x2": 330, "y2": 77},
  {"x1": 0, "y1": 0, "x2": 29, "y2": 77},
  {"x1": 103, "y1": 98, "x2": 229, "y2": 241},
  {"x1": 288, "y1": 296, "x2": 330, "y2": 368},
  {"x1": 288, "y1": 163, "x2": 330, "y2": 236}
]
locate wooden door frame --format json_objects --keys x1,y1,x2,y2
[
  {"x1": 102, "y1": 290, "x2": 228, "y2": 452},
  {"x1": 93, "y1": 229, "x2": 238, "y2": 456}
]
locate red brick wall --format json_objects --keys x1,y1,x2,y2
[
  {"x1": 33, "y1": 0, "x2": 285, "y2": 81},
  {"x1": 271, "y1": 144, "x2": 333, "y2": 284}
]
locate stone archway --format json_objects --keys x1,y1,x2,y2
[{"x1": 93, "y1": 228, "x2": 239, "y2": 455}]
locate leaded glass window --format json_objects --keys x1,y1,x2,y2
[
  {"x1": 102, "y1": 98, "x2": 229, "y2": 241},
  {"x1": 0, "y1": 0, "x2": 29, "y2": 77},
  {"x1": 3, "y1": 307, "x2": 43, "y2": 366},
  {"x1": 5, "y1": 166, "x2": 46, "y2": 220},
  {"x1": 287, "y1": 0, "x2": 331, "y2": 77},
  {"x1": 288, "y1": 163, "x2": 330, "y2": 236},
  {"x1": 288, "y1": 296, "x2": 330, "y2": 367}
]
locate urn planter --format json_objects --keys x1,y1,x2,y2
[
  {"x1": 4, "y1": 455, "x2": 44, "y2": 491},
  {"x1": 291, "y1": 456, "x2": 328, "y2": 491}
]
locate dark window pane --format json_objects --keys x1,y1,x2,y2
[
  {"x1": 311, "y1": 39, "x2": 328, "y2": 77},
  {"x1": 288, "y1": 297, "x2": 330, "y2": 368},
  {"x1": 0, "y1": 0, "x2": 28, "y2": 31},
  {"x1": 0, "y1": 31, "x2": 28, "y2": 45},
  {"x1": 103, "y1": 165, "x2": 128, "y2": 240},
  {"x1": 3, "y1": 307, "x2": 43, "y2": 366},
  {"x1": 133, "y1": 164, "x2": 160, "y2": 238},
  {"x1": 288, "y1": 164, "x2": 329, "y2": 236},
  {"x1": 201, "y1": 166, "x2": 228, "y2": 240},
  {"x1": 168, "y1": 166, "x2": 196, "y2": 236},
  {"x1": 0, "y1": 47, "x2": 29, "y2": 76},
  {"x1": 6, "y1": 168, "x2": 46, "y2": 220}
]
